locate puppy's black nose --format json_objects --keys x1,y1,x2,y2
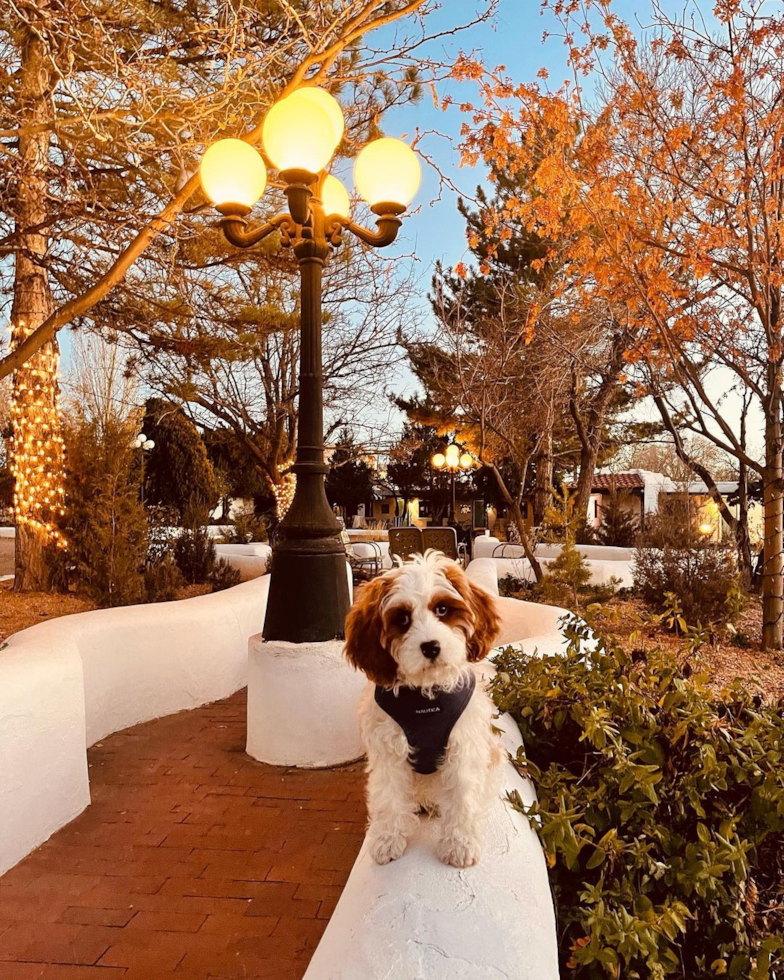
[{"x1": 421, "y1": 640, "x2": 441, "y2": 660}]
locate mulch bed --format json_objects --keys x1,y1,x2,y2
[{"x1": 545, "y1": 592, "x2": 784, "y2": 702}]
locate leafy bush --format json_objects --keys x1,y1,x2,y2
[
  {"x1": 209, "y1": 557, "x2": 241, "y2": 592},
  {"x1": 492, "y1": 625, "x2": 784, "y2": 980},
  {"x1": 499, "y1": 573, "x2": 528, "y2": 596},
  {"x1": 634, "y1": 544, "x2": 745, "y2": 627},
  {"x1": 141, "y1": 398, "x2": 217, "y2": 522},
  {"x1": 173, "y1": 525, "x2": 217, "y2": 584},
  {"x1": 220, "y1": 511, "x2": 268, "y2": 544},
  {"x1": 144, "y1": 555, "x2": 184, "y2": 602}
]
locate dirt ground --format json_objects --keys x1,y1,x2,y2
[
  {"x1": 566, "y1": 593, "x2": 784, "y2": 702},
  {"x1": 0, "y1": 580, "x2": 212, "y2": 644}
]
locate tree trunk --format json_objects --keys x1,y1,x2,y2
[
  {"x1": 487, "y1": 460, "x2": 543, "y2": 581},
  {"x1": 11, "y1": 19, "x2": 65, "y2": 592},
  {"x1": 762, "y1": 389, "x2": 783, "y2": 649},
  {"x1": 508, "y1": 501, "x2": 543, "y2": 582},
  {"x1": 573, "y1": 441, "x2": 598, "y2": 523},
  {"x1": 532, "y1": 430, "x2": 553, "y2": 526}
]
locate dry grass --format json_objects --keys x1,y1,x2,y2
[{"x1": 0, "y1": 580, "x2": 214, "y2": 644}]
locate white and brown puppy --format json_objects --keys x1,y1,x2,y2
[{"x1": 344, "y1": 550, "x2": 502, "y2": 868}]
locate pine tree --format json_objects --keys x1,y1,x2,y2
[
  {"x1": 141, "y1": 399, "x2": 217, "y2": 524},
  {"x1": 598, "y1": 490, "x2": 639, "y2": 548}
]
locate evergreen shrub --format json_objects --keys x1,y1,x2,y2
[{"x1": 492, "y1": 622, "x2": 784, "y2": 980}]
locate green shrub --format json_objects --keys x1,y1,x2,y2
[
  {"x1": 220, "y1": 511, "x2": 268, "y2": 544},
  {"x1": 499, "y1": 573, "x2": 528, "y2": 597},
  {"x1": 535, "y1": 539, "x2": 593, "y2": 608},
  {"x1": 144, "y1": 555, "x2": 184, "y2": 602},
  {"x1": 597, "y1": 490, "x2": 639, "y2": 548},
  {"x1": 63, "y1": 415, "x2": 148, "y2": 607},
  {"x1": 634, "y1": 544, "x2": 745, "y2": 627},
  {"x1": 173, "y1": 525, "x2": 217, "y2": 584},
  {"x1": 208, "y1": 557, "x2": 241, "y2": 592},
  {"x1": 492, "y1": 624, "x2": 784, "y2": 980}
]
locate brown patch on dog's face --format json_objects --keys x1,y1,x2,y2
[
  {"x1": 428, "y1": 591, "x2": 473, "y2": 637},
  {"x1": 381, "y1": 602, "x2": 414, "y2": 646},
  {"x1": 344, "y1": 574, "x2": 399, "y2": 686},
  {"x1": 441, "y1": 564, "x2": 501, "y2": 662}
]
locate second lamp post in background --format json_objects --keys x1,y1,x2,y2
[
  {"x1": 432, "y1": 444, "x2": 474, "y2": 523},
  {"x1": 199, "y1": 88, "x2": 420, "y2": 643}
]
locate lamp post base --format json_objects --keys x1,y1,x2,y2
[
  {"x1": 262, "y1": 550, "x2": 351, "y2": 643},
  {"x1": 246, "y1": 634, "x2": 366, "y2": 768}
]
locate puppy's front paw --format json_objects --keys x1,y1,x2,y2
[
  {"x1": 438, "y1": 831, "x2": 480, "y2": 868},
  {"x1": 369, "y1": 830, "x2": 408, "y2": 865}
]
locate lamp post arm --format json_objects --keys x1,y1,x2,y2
[
  {"x1": 219, "y1": 212, "x2": 295, "y2": 249},
  {"x1": 338, "y1": 213, "x2": 402, "y2": 248}
]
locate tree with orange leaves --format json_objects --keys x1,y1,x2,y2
[{"x1": 456, "y1": 0, "x2": 784, "y2": 648}]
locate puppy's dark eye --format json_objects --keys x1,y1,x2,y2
[
  {"x1": 398, "y1": 611, "x2": 411, "y2": 630},
  {"x1": 434, "y1": 603, "x2": 449, "y2": 619}
]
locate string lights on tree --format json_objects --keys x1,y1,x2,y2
[
  {"x1": 272, "y1": 467, "x2": 296, "y2": 520},
  {"x1": 10, "y1": 321, "x2": 67, "y2": 550}
]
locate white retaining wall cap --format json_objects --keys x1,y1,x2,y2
[
  {"x1": 0, "y1": 574, "x2": 269, "y2": 876},
  {"x1": 0, "y1": 526, "x2": 15, "y2": 537},
  {"x1": 246, "y1": 636, "x2": 366, "y2": 768},
  {"x1": 215, "y1": 543, "x2": 271, "y2": 558},
  {"x1": 464, "y1": 557, "x2": 501, "y2": 596},
  {"x1": 304, "y1": 663, "x2": 559, "y2": 980}
]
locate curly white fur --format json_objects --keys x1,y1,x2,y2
[{"x1": 344, "y1": 551, "x2": 503, "y2": 868}]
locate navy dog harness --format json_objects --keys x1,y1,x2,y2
[{"x1": 374, "y1": 673, "x2": 476, "y2": 774}]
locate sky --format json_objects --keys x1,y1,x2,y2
[{"x1": 347, "y1": 0, "x2": 673, "y2": 442}]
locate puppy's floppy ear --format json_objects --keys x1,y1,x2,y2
[
  {"x1": 444, "y1": 564, "x2": 501, "y2": 662},
  {"x1": 464, "y1": 579, "x2": 502, "y2": 661},
  {"x1": 344, "y1": 575, "x2": 398, "y2": 687}
]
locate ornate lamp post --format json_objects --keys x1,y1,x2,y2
[
  {"x1": 133, "y1": 432, "x2": 155, "y2": 506},
  {"x1": 200, "y1": 89, "x2": 420, "y2": 643},
  {"x1": 432, "y1": 444, "x2": 474, "y2": 522}
]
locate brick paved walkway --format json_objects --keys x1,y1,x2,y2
[{"x1": 0, "y1": 690, "x2": 367, "y2": 980}]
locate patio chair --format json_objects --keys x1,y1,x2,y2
[
  {"x1": 340, "y1": 529, "x2": 382, "y2": 580},
  {"x1": 388, "y1": 526, "x2": 423, "y2": 563},
  {"x1": 422, "y1": 526, "x2": 468, "y2": 566}
]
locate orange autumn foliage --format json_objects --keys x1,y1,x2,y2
[{"x1": 454, "y1": 0, "x2": 784, "y2": 648}]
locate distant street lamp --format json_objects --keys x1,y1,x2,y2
[
  {"x1": 199, "y1": 89, "x2": 421, "y2": 643},
  {"x1": 134, "y1": 432, "x2": 155, "y2": 504},
  {"x1": 432, "y1": 444, "x2": 474, "y2": 521}
]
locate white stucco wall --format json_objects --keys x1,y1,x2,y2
[
  {"x1": 0, "y1": 575, "x2": 270, "y2": 876},
  {"x1": 304, "y1": 665, "x2": 560, "y2": 980},
  {"x1": 471, "y1": 539, "x2": 635, "y2": 588},
  {"x1": 215, "y1": 543, "x2": 272, "y2": 581}
]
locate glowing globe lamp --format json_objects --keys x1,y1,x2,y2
[
  {"x1": 200, "y1": 138, "x2": 267, "y2": 211},
  {"x1": 354, "y1": 137, "x2": 421, "y2": 212},
  {"x1": 459, "y1": 452, "x2": 473, "y2": 469},
  {"x1": 263, "y1": 96, "x2": 338, "y2": 176},
  {"x1": 321, "y1": 174, "x2": 350, "y2": 218},
  {"x1": 432, "y1": 452, "x2": 446, "y2": 469},
  {"x1": 445, "y1": 444, "x2": 460, "y2": 468},
  {"x1": 289, "y1": 88, "x2": 345, "y2": 145}
]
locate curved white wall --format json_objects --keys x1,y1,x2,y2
[
  {"x1": 304, "y1": 664, "x2": 560, "y2": 980},
  {"x1": 0, "y1": 575, "x2": 270, "y2": 876},
  {"x1": 472, "y1": 538, "x2": 635, "y2": 587},
  {"x1": 215, "y1": 543, "x2": 272, "y2": 582}
]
